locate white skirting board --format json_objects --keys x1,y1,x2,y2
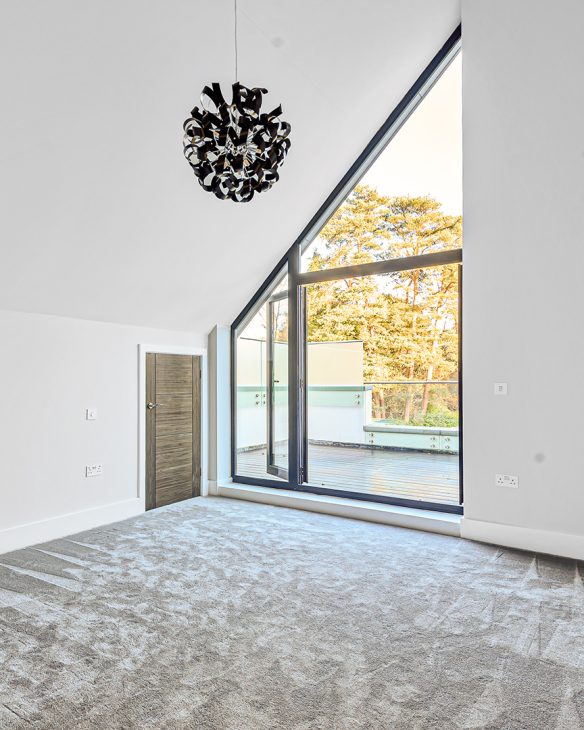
[
  {"x1": 218, "y1": 483, "x2": 461, "y2": 537},
  {"x1": 0, "y1": 498, "x2": 144, "y2": 555},
  {"x1": 461, "y1": 517, "x2": 584, "y2": 561}
]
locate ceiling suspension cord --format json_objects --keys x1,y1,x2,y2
[{"x1": 234, "y1": 0, "x2": 238, "y2": 82}]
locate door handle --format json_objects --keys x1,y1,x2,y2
[{"x1": 147, "y1": 402, "x2": 163, "y2": 410}]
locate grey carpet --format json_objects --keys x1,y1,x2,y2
[{"x1": 1, "y1": 498, "x2": 583, "y2": 729}]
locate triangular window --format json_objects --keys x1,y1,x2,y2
[
  {"x1": 301, "y1": 51, "x2": 461, "y2": 272},
  {"x1": 232, "y1": 26, "x2": 463, "y2": 514}
]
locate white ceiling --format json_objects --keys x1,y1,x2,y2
[{"x1": 0, "y1": 0, "x2": 460, "y2": 333}]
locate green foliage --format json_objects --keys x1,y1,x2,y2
[
  {"x1": 306, "y1": 185, "x2": 462, "y2": 424},
  {"x1": 414, "y1": 404, "x2": 459, "y2": 428}
]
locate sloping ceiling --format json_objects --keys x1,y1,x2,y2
[{"x1": 0, "y1": 0, "x2": 460, "y2": 333}]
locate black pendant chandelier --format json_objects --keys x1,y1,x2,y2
[{"x1": 182, "y1": 1, "x2": 291, "y2": 203}]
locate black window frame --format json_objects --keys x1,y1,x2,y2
[{"x1": 231, "y1": 24, "x2": 463, "y2": 515}]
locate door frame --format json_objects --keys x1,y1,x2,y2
[
  {"x1": 232, "y1": 253, "x2": 463, "y2": 515},
  {"x1": 266, "y1": 291, "x2": 290, "y2": 480},
  {"x1": 138, "y1": 344, "x2": 208, "y2": 509}
]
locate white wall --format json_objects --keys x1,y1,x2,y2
[
  {"x1": 0, "y1": 1, "x2": 460, "y2": 333},
  {"x1": 208, "y1": 326, "x2": 231, "y2": 492},
  {"x1": 0, "y1": 309, "x2": 203, "y2": 552},
  {"x1": 461, "y1": 0, "x2": 584, "y2": 558}
]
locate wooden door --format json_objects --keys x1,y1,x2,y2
[{"x1": 146, "y1": 353, "x2": 201, "y2": 510}]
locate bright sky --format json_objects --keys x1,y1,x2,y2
[{"x1": 361, "y1": 53, "x2": 462, "y2": 216}]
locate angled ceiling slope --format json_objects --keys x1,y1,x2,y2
[{"x1": 0, "y1": 1, "x2": 461, "y2": 334}]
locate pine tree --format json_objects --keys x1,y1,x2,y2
[{"x1": 305, "y1": 185, "x2": 461, "y2": 425}]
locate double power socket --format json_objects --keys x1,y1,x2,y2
[{"x1": 496, "y1": 474, "x2": 518, "y2": 488}]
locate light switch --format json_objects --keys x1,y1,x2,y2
[
  {"x1": 494, "y1": 383, "x2": 508, "y2": 396},
  {"x1": 86, "y1": 408, "x2": 98, "y2": 420}
]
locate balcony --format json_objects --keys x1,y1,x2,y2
[{"x1": 236, "y1": 380, "x2": 460, "y2": 507}]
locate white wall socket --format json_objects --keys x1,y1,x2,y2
[
  {"x1": 496, "y1": 473, "x2": 518, "y2": 488},
  {"x1": 494, "y1": 383, "x2": 508, "y2": 395},
  {"x1": 86, "y1": 408, "x2": 98, "y2": 420},
  {"x1": 86, "y1": 464, "x2": 103, "y2": 477}
]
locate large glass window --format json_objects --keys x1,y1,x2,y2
[
  {"x1": 232, "y1": 27, "x2": 462, "y2": 513},
  {"x1": 304, "y1": 265, "x2": 460, "y2": 507},
  {"x1": 301, "y1": 54, "x2": 461, "y2": 272}
]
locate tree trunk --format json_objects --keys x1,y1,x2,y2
[
  {"x1": 372, "y1": 389, "x2": 383, "y2": 420},
  {"x1": 403, "y1": 362, "x2": 416, "y2": 423},
  {"x1": 421, "y1": 364, "x2": 433, "y2": 417},
  {"x1": 422, "y1": 320, "x2": 439, "y2": 417},
  {"x1": 422, "y1": 317, "x2": 448, "y2": 417},
  {"x1": 404, "y1": 274, "x2": 419, "y2": 423}
]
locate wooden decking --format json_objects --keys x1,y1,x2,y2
[{"x1": 237, "y1": 443, "x2": 459, "y2": 506}]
